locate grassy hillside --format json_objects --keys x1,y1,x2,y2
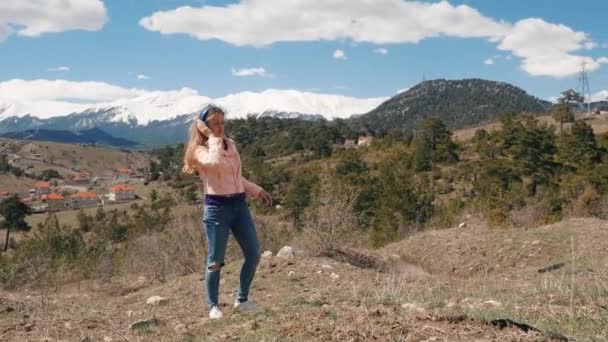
[{"x1": 0, "y1": 138, "x2": 150, "y2": 194}]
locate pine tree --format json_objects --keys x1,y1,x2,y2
[{"x1": 0, "y1": 195, "x2": 32, "y2": 251}]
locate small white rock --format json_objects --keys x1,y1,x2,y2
[
  {"x1": 146, "y1": 296, "x2": 167, "y2": 305},
  {"x1": 316, "y1": 270, "x2": 323, "y2": 274},
  {"x1": 126, "y1": 310, "x2": 134, "y2": 317},
  {"x1": 483, "y1": 300, "x2": 502, "y2": 307},
  {"x1": 277, "y1": 246, "x2": 295, "y2": 258},
  {"x1": 174, "y1": 323, "x2": 188, "y2": 334},
  {"x1": 103, "y1": 337, "x2": 113, "y2": 342},
  {"x1": 458, "y1": 222, "x2": 466, "y2": 228},
  {"x1": 288, "y1": 271, "x2": 296, "y2": 278},
  {"x1": 321, "y1": 264, "x2": 333, "y2": 270},
  {"x1": 401, "y1": 303, "x2": 426, "y2": 313},
  {"x1": 261, "y1": 251, "x2": 273, "y2": 258},
  {"x1": 330, "y1": 273, "x2": 340, "y2": 281},
  {"x1": 64, "y1": 322, "x2": 72, "y2": 329}
]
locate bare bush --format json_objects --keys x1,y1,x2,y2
[
  {"x1": 163, "y1": 213, "x2": 206, "y2": 275},
  {"x1": 122, "y1": 210, "x2": 207, "y2": 282},
  {"x1": 298, "y1": 185, "x2": 364, "y2": 257},
  {"x1": 509, "y1": 204, "x2": 542, "y2": 228},
  {"x1": 255, "y1": 215, "x2": 294, "y2": 254},
  {"x1": 125, "y1": 234, "x2": 172, "y2": 283}
]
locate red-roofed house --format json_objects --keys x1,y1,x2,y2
[
  {"x1": 0, "y1": 190, "x2": 10, "y2": 202},
  {"x1": 69, "y1": 172, "x2": 91, "y2": 185},
  {"x1": 115, "y1": 168, "x2": 135, "y2": 181},
  {"x1": 34, "y1": 181, "x2": 51, "y2": 196},
  {"x1": 70, "y1": 191, "x2": 101, "y2": 209},
  {"x1": 109, "y1": 184, "x2": 136, "y2": 201},
  {"x1": 41, "y1": 193, "x2": 65, "y2": 211}
]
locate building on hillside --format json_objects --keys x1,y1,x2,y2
[
  {"x1": 332, "y1": 138, "x2": 357, "y2": 152},
  {"x1": 34, "y1": 181, "x2": 51, "y2": 196},
  {"x1": 0, "y1": 190, "x2": 10, "y2": 202},
  {"x1": 115, "y1": 168, "x2": 135, "y2": 182},
  {"x1": 69, "y1": 191, "x2": 101, "y2": 209},
  {"x1": 357, "y1": 136, "x2": 374, "y2": 147},
  {"x1": 41, "y1": 193, "x2": 65, "y2": 211},
  {"x1": 344, "y1": 139, "x2": 357, "y2": 148},
  {"x1": 109, "y1": 184, "x2": 136, "y2": 201},
  {"x1": 69, "y1": 172, "x2": 91, "y2": 185}
]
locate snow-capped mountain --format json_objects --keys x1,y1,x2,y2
[
  {"x1": 0, "y1": 88, "x2": 386, "y2": 125},
  {"x1": 0, "y1": 88, "x2": 386, "y2": 146}
]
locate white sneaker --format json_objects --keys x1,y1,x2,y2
[
  {"x1": 209, "y1": 306, "x2": 223, "y2": 319},
  {"x1": 233, "y1": 299, "x2": 257, "y2": 312}
]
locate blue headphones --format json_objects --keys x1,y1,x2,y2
[{"x1": 199, "y1": 104, "x2": 221, "y2": 123}]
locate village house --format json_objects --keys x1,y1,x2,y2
[
  {"x1": 69, "y1": 191, "x2": 101, "y2": 209},
  {"x1": 357, "y1": 136, "x2": 374, "y2": 147},
  {"x1": 115, "y1": 168, "x2": 135, "y2": 182},
  {"x1": 41, "y1": 193, "x2": 65, "y2": 212},
  {"x1": 332, "y1": 138, "x2": 357, "y2": 151},
  {"x1": 109, "y1": 184, "x2": 136, "y2": 201},
  {"x1": 69, "y1": 172, "x2": 91, "y2": 185},
  {"x1": 344, "y1": 139, "x2": 357, "y2": 148},
  {"x1": 34, "y1": 181, "x2": 51, "y2": 196},
  {"x1": 0, "y1": 190, "x2": 10, "y2": 202}
]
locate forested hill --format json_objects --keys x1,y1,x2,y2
[{"x1": 350, "y1": 79, "x2": 551, "y2": 134}]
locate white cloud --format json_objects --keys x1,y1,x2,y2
[
  {"x1": 0, "y1": 1, "x2": 107, "y2": 41},
  {"x1": 333, "y1": 85, "x2": 348, "y2": 90},
  {"x1": 498, "y1": 18, "x2": 601, "y2": 78},
  {"x1": 484, "y1": 58, "x2": 495, "y2": 65},
  {"x1": 374, "y1": 48, "x2": 388, "y2": 55},
  {"x1": 139, "y1": 0, "x2": 509, "y2": 47},
  {"x1": 48, "y1": 66, "x2": 70, "y2": 72},
  {"x1": 333, "y1": 49, "x2": 347, "y2": 60},
  {"x1": 0, "y1": 79, "x2": 145, "y2": 102},
  {"x1": 584, "y1": 41, "x2": 597, "y2": 50},
  {"x1": 231, "y1": 67, "x2": 268, "y2": 77},
  {"x1": 591, "y1": 90, "x2": 608, "y2": 102},
  {"x1": 598, "y1": 57, "x2": 608, "y2": 64},
  {"x1": 140, "y1": 0, "x2": 607, "y2": 79},
  {"x1": 137, "y1": 74, "x2": 150, "y2": 80}
]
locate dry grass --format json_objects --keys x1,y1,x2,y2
[{"x1": 297, "y1": 186, "x2": 364, "y2": 257}]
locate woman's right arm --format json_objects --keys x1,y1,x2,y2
[{"x1": 194, "y1": 136, "x2": 224, "y2": 168}]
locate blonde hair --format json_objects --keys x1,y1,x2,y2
[{"x1": 182, "y1": 109, "x2": 224, "y2": 174}]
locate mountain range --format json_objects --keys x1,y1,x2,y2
[
  {"x1": 2, "y1": 79, "x2": 598, "y2": 147},
  {"x1": 0, "y1": 127, "x2": 138, "y2": 148}
]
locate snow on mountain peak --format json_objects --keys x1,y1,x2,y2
[{"x1": 0, "y1": 82, "x2": 387, "y2": 124}]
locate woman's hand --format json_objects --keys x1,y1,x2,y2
[
  {"x1": 257, "y1": 190, "x2": 272, "y2": 207},
  {"x1": 196, "y1": 119, "x2": 214, "y2": 138}
]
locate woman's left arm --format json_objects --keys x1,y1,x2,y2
[
  {"x1": 242, "y1": 177, "x2": 263, "y2": 197},
  {"x1": 242, "y1": 177, "x2": 272, "y2": 206}
]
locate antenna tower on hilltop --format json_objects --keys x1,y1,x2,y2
[{"x1": 578, "y1": 61, "x2": 592, "y2": 114}]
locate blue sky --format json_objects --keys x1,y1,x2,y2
[{"x1": 1, "y1": 0, "x2": 607, "y2": 103}]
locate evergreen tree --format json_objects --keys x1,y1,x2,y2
[
  {"x1": 557, "y1": 120, "x2": 601, "y2": 170},
  {"x1": 284, "y1": 170, "x2": 318, "y2": 228},
  {"x1": 0, "y1": 195, "x2": 32, "y2": 251}
]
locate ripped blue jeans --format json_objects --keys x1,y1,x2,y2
[{"x1": 203, "y1": 196, "x2": 260, "y2": 309}]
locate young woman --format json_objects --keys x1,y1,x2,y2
[{"x1": 183, "y1": 105, "x2": 272, "y2": 319}]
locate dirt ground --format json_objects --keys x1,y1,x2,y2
[{"x1": 1, "y1": 217, "x2": 607, "y2": 341}]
